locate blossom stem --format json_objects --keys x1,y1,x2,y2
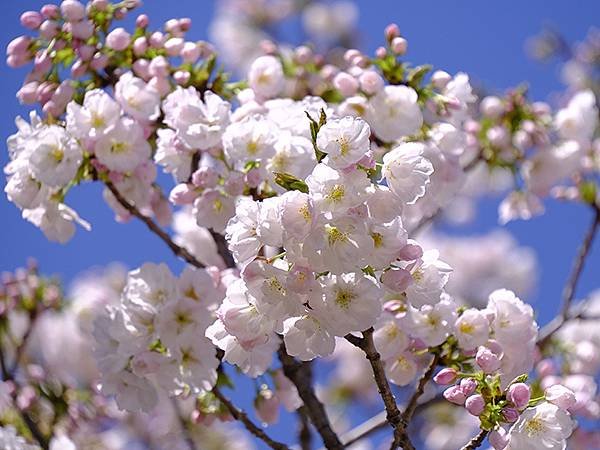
[
  {"x1": 104, "y1": 180, "x2": 206, "y2": 269},
  {"x1": 345, "y1": 329, "x2": 415, "y2": 450},
  {"x1": 297, "y1": 406, "x2": 312, "y2": 450},
  {"x1": 277, "y1": 343, "x2": 344, "y2": 450},
  {"x1": 538, "y1": 205, "x2": 600, "y2": 347},
  {"x1": 460, "y1": 429, "x2": 489, "y2": 450},
  {"x1": 212, "y1": 386, "x2": 289, "y2": 450}
]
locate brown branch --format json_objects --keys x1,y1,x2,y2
[
  {"x1": 538, "y1": 206, "x2": 600, "y2": 347},
  {"x1": 105, "y1": 181, "x2": 205, "y2": 269},
  {"x1": 212, "y1": 386, "x2": 289, "y2": 450},
  {"x1": 297, "y1": 406, "x2": 312, "y2": 450},
  {"x1": 345, "y1": 329, "x2": 414, "y2": 450},
  {"x1": 277, "y1": 343, "x2": 343, "y2": 450},
  {"x1": 210, "y1": 230, "x2": 237, "y2": 268},
  {"x1": 460, "y1": 429, "x2": 489, "y2": 450},
  {"x1": 402, "y1": 353, "x2": 440, "y2": 423}
]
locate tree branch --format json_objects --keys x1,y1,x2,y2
[
  {"x1": 104, "y1": 181, "x2": 205, "y2": 269},
  {"x1": 345, "y1": 329, "x2": 414, "y2": 450},
  {"x1": 460, "y1": 429, "x2": 489, "y2": 450},
  {"x1": 297, "y1": 406, "x2": 312, "y2": 450},
  {"x1": 538, "y1": 206, "x2": 600, "y2": 347},
  {"x1": 277, "y1": 343, "x2": 343, "y2": 450},
  {"x1": 402, "y1": 353, "x2": 440, "y2": 423},
  {"x1": 212, "y1": 386, "x2": 289, "y2": 450}
]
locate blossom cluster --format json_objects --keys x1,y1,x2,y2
[{"x1": 3, "y1": 1, "x2": 599, "y2": 449}]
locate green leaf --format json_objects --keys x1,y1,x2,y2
[
  {"x1": 407, "y1": 64, "x2": 432, "y2": 88},
  {"x1": 273, "y1": 172, "x2": 309, "y2": 193}
]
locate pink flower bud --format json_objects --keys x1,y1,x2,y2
[
  {"x1": 7, "y1": 36, "x2": 31, "y2": 56},
  {"x1": 7, "y1": 54, "x2": 29, "y2": 68},
  {"x1": 489, "y1": 428, "x2": 509, "y2": 450},
  {"x1": 433, "y1": 368, "x2": 458, "y2": 385},
  {"x1": 480, "y1": 96, "x2": 504, "y2": 118},
  {"x1": 72, "y1": 20, "x2": 94, "y2": 40},
  {"x1": 113, "y1": 7, "x2": 127, "y2": 20},
  {"x1": 90, "y1": 52, "x2": 109, "y2": 70},
  {"x1": 37, "y1": 81, "x2": 56, "y2": 104},
  {"x1": 260, "y1": 39, "x2": 277, "y2": 55},
  {"x1": 333, "y1": 72, "x2": 359, "y2": 97},
  {"x1": 295, "y1": 45, "x2": 313, "y2": 64},
  {"x1": 391, "y1": 37, "x2": 408, "y2": 55},
  {"x1": 320, "y1": 64, "x2": 339, "y2": 81},
  {"x1": 173, "y1": 70, "x2": 190, "y2": 86},
  {"x1": 136, "y1": 14, "x2": 149, "y2": 28},
  {"x1": 398, "y1": 242, "x2": 423, "y2": 261},
  {"x1": 507, "y1": 383, "x2": 531, "y2": 409},
  {"x1": 148, "y1": 76, "x2": 170, "y2": 97},
  {"x1": 255, "y1": 388, "x2": 279, "y2": 425},
  {"x1": 78, "y1": 45, "x2": 95, "y2": 61},
  {"x1": 501, "y1": 407, "x2": 519, "y2": 423},
  {"x1": 192, "y1": 167, "x2": 218, "y2": 189},
  {"x1": 71, "y1": 59, "x2": 87, "y2": 78},
  {"x1": 344, "y1": 48, "x2": 361, "y2": 63},
  {"x1": 106, "y1": 27, "x2": 131, "y2": 51},
  {"x1": 443, "y1": 385, "x2": 466, "y2": 405},
  {"x1": 21, "y1": 11, "x2": 43, "y2": 29},
  {"x1": 92, "y1": 0, "x2": 109, "y2": 11},
  {"x1": 179, "y1": 18, "x2": 192, "y2": 32},
  {"x1": 476, "y1": 346, "x2": 501, "y2": 373},
  {"x1": 359, "y1": 70, "x2": 384, "y2": 95},
  {"x1": 17, "y1": 82, "x2": 39, "y2": 104},
  {"x1": 181, "y1": 41, "x2": 200, "y2": 63},
  {"x1": 460, "y1": 378, "x2": 478, "y2": 396},
  {"x1": 245, "y1": 168, "x2": 262, "y2": 188},
  {"x1": 61, "y1": 0, "x2": 86, "y2": 22},
  {"x1": 39, "y1": 20, "x2": 59, "y2": 39},
  {"x1": 381, "y1": 268, "x2": 413, "y2": 293},
  {"x1": 545, "y1": 385, "x2": 576, "y2": 410},
  {"x1": 465, "y1": 394, "x2": 485, "y2": 416},
  {"x1": 133, "y1": 37, "x2": 148, "y2": 57},
  {"x1": 375, "y1": 46, "x2": 387, "y2": 59},
  {"x1": 169, "y1": 183, "x2": 197, "y2": 205},
  {"x1": 165, "y1": 37, "x2": 184, "y2": 56},
  {"x1": 431, "y1": 70, "x2": 451, "y2": 90},
  {"x1": 224, "y1": 172, "x2": 245, "y2": 196},
  {"x1": 43, "y1": 100, "x2": 61, "y2": 117},
  {"x1": 384, "y1": 23, "x2": 400, "y2": 41},
  {"x1": 132, "y1": 59, "x2": 150, "y2": 79},
  {"x1": 149, "y1": 56, "x2": 169, "y2": 77},
  {"x1": 149, "y1": 31, "x2": 165, "y2": 48},
  {"x1": 41, "y1": 4, "x2": 60, "y2": 19},
  {"x1": 487, "y1": 126, "x2": 510, "y2": 148}
]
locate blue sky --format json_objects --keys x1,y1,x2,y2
[{"x1": 1, "y1": 2, "x2": 599, "y2": 446}]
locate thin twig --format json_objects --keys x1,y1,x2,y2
[
  {"x1": 460, "y1": 429, "x2": 489, "y2": 450},
  {"x1": 170, "y1": 398, "x2": 198, "y2": 450},
  {"x1": 402, "y1": 353, "x2": 440, "y2": 423},
  {"x1": 345, "y1": 329, "x2": 414, "y2": 450},
  {"x1": 538, "y1": 206, "x2": 600, "y2": 347},
  {"x1": 212, "y1": 386, "x2": 289, "y2": 450},
  {"x1": 340, "y1": 410, "x2": 387, "y2": 447},
  {"x1": 277, "y1": 343, "x2": 343, "y2": 450},
  {"x1": 105, "y1": 180, "x2": 205, "y2": 269}
]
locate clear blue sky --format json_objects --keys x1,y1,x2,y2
[{"x1": 1, "y1": 2, "x2": 599, "y2": 447}]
